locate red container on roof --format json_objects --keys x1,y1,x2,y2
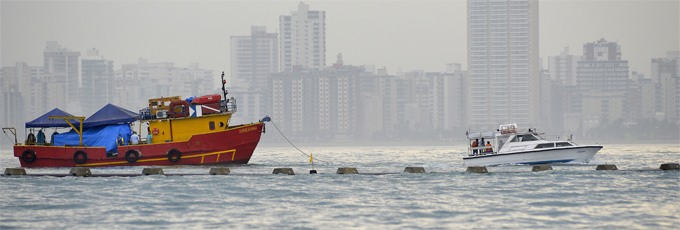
[{"x1": 192, "y1": 94, "x2": 221, "y2": 105}]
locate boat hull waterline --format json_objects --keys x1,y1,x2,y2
[
  {"x1": 463, "y1": 145, "x2": 602, "y2": 166},
  {"x1": 14, "y1": 123, "x2": 264, "y2": 168}
]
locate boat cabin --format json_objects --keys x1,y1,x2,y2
[{"x1": 137, "y1": 94, "x2": 237, "y2": 145}]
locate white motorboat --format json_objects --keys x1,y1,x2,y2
[{"x1": 464, "y1": 124, "x2": 602, "y2": 166}]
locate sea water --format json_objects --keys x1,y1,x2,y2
[{"x1": 1, "y1": 144, "x2": 678, "y2": 229}]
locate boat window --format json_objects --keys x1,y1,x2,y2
[
  {"x1": 534, "y1": 143, "x2": 555, "y2": 149},
  {"x1": 556, "y1": 142, "x2": 573, "y2": 147},
  {"x1": 510, "y1": 134, "x2": 539, "y2": 142},
  {"x1": 209, "y1": 121, "x2": 215, "y2": 130}
]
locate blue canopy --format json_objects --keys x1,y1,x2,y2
[
  {"x1": 82, "y1": 104, "x2": 139, "y2": 128},
  {"x1": 25, "y1": 108, "x2": 81, "y2": 128},
  {"x1": 53, "y1": 124, "x2": 131, "y2": 153}
]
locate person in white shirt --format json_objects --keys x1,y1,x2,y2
[{"x1": 130, "y1": 131, "x2": 140, "y2": 145}]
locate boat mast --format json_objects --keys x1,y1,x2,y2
[
  {"x1": 221, "y1": 71, "x2": 230, "y2": 112},
  {"x1": 221, "y1": 71, "x2": 228, "y2": 99}
]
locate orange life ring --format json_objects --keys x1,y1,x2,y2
[
  {"x1": 152, "y1": 128, "x2": 159, "y2": 135},
  {"x1": 168, "y1": 100, "x2": 190, "y2": 118}
]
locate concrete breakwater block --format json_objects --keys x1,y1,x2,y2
[
  {"x1": 660, "y1": 163, "x2": 680, "y2": 170},
  {"x1": 404, "y1": 167, "x2": 426, "y2": 173},
  {"x1": 466, "y1": 166, "x2": 488, "y2": 173},
  {"x1": 596, "y1": 164, "x2": 618, "y2": 171},
  {"x1": 4, "y1": 168, "x2": 26, "y2": 176},
  {"x1": 532, "y1": 165, "x2": 553, "y2": 172},
  {"x1": 69, "y1": 167, "x2": 92, "y2": 177},
  {"x1": 142, "y1": 168, "x2": 164, "y2": 175},
  {"x1": 336, "y1": 168, "x2": 358, "y2": 174},
  {"x1": 209, "y1": 167, "x2": 231, "y2": 175},
  {"x1": 272, "y1": 168, "x2": 295, "y2": 175}
]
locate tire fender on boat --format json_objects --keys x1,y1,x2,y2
[
  {"x1": 22, "y1": 149, "x2": 37, "y2": 163},
  {"x1": 167, "y1": 149, "x2": 181, "y2": 162},
  {"x1": 73, "y1": 151, "x2": 88, "y2": 164},
  {"x1": 125, "y1": 149, "x2": 140, "y2": 163}
]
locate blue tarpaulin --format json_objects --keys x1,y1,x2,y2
[
  {"x1": 25, "y1": 108, "x2": 80, "y2": 128},
  {"x1": 53, "y1": 124, "x2": 131, "y2": 153},
  {"x1": 82, "y1": 104, "x2": 139, "y2": 128}
]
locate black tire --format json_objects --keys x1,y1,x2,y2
[
  {"x1": 22, "y1": 149, "x2": 36, "y2": 163},
  {"x1": 125, "y1": 150, "x2": 139, "y2": 163},
  {"x1": 167, "y1": 149, "x2": 181, "y2": 162},
  {"x1": 73, "y1": 151, "x2": 88, "y2": 164}
]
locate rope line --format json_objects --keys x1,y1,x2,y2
[{"x1": 269, "y1": 120, "x2": 332, "y2": 164}]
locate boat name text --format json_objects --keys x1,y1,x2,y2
[{"x1": 239, "y1": 126, "x2": 257, "y2": 133}]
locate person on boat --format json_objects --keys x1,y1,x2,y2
[
  {"x1": 130, "y1": 131, "x2": 140, "y2": 145},
  {"x1": 480, "y1": 138, "x2": 485, "y2": 154},
  {"x1": 471, "y1": 139, "x2": 479, "y2": 155},
  {"x1": 485, "y1": 141, "x2": 492, "y2": 153},
  {"x1": 146, "y1": 131, "x2": 153, "y2": 144},
  {"x1": 117, "y1": 134, "x2": 124, "y2": 146}
]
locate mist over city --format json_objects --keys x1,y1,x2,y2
[{"x1": 2, "y1": 0, "x2": 679, "y2": 149}]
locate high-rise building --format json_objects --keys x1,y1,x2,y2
[
  {"x1": 270, "y1": 56, "x2": 362, "y2": 139},
  {"x1": 229, "y1": 26, "x2": 278, "y2": 124},
  {"x1": 230, "y1": 26, "x2": 278, "y2": 90},
  {"x1": 432, "y1": 64, "x2": 469, "y2": 131},
  {"x1": 576, "y1": 39, "x2": 630, "y2": 130},
  {"x1": 43, "y1": 41, "x2": 80, "y2": 105},
  {"x1": 0, "y1": 62, "x2": 55, "y2": 126},
  {"x1": 1, "y1": 64, "x2": 26, "y2": 131},
  {"x1": 549, "y1": 47, "x2": 581, "y2": 86},
  {"x1": 279, "y1": 2, "x2": 326, "y2": 72},
  {"x1": 80, "y1": 48, "x2": 115, "y2": 115},
  {"x1": 651, "y1": 51, "x2": 680, "y2": 121},
  {"x1": 467, "y1": 0, "x2": 540, "y2": 129}
]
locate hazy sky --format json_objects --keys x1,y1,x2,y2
[{"x1": 1, "y1": 0, "x2": 678, "y2": 86}]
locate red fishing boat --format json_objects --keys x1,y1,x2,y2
[{"x1": 4, "y1": 73, "x2": 268, "y2": 168}]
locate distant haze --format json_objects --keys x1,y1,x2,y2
[{"x1": 2, "y1": 0, "x2": 678, "y2": 84}]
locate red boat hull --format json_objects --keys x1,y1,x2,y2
[{"x1": 14, "y1": 123, "x2": 265, "y2": 168}]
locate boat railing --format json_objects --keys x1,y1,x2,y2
[
  {"x1": 19, "y1": 142, "x2": 90, "y2": 147},
  {"x1": 468, "y1": 146, "x2": 495, "y2": 156}
]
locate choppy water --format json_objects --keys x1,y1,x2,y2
[{"x1": 1, "y1": 143, "x2": 679, "y2": 229}]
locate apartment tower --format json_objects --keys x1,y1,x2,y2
[
  {"x1": 279, "y1": 2, "x2": 326, "y2": 72},
  {"x1": 467, "y1": 0, "x2": 540, "y2": 129}
]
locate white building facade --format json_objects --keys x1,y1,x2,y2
[
  {"x1": 279, "y1": 2, "x2": 326, "y2": 72},
  {"x1": 229, "y1": 26, "x2": 278, "y2": 124},
  {"x1": 467, "y1": 0, "x2": 540, "y2": 129},
  {"x1": 230, "y1": 26, "x2": 278, "y2": 90},
  {"x1": 576, "y1": 39, "x2": 630, "y2": 130},
  {"x1": 549, "y1": 47, "x2": 582, "y2": 86},
  {"x1": 43, "y1": 41, "x2": 80, "y2": 110},
  {"x1": 80, "y1": 48, "x2": 115, "y2": 115}
]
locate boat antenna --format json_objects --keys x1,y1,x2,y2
[{"x1": 221, "y1": 71, "x2": 228, "y2": 100}]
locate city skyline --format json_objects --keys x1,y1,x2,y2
[
  {"x1": 1, "y1": 1, "x2": 677, "y2": 84},
  {"x1": 1, "y1": 0, "x2": 679, "y2": 147}
]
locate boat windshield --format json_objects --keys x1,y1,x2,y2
[{"x1": 510, "y1": 134, "x2": 539, "y2": 142}]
